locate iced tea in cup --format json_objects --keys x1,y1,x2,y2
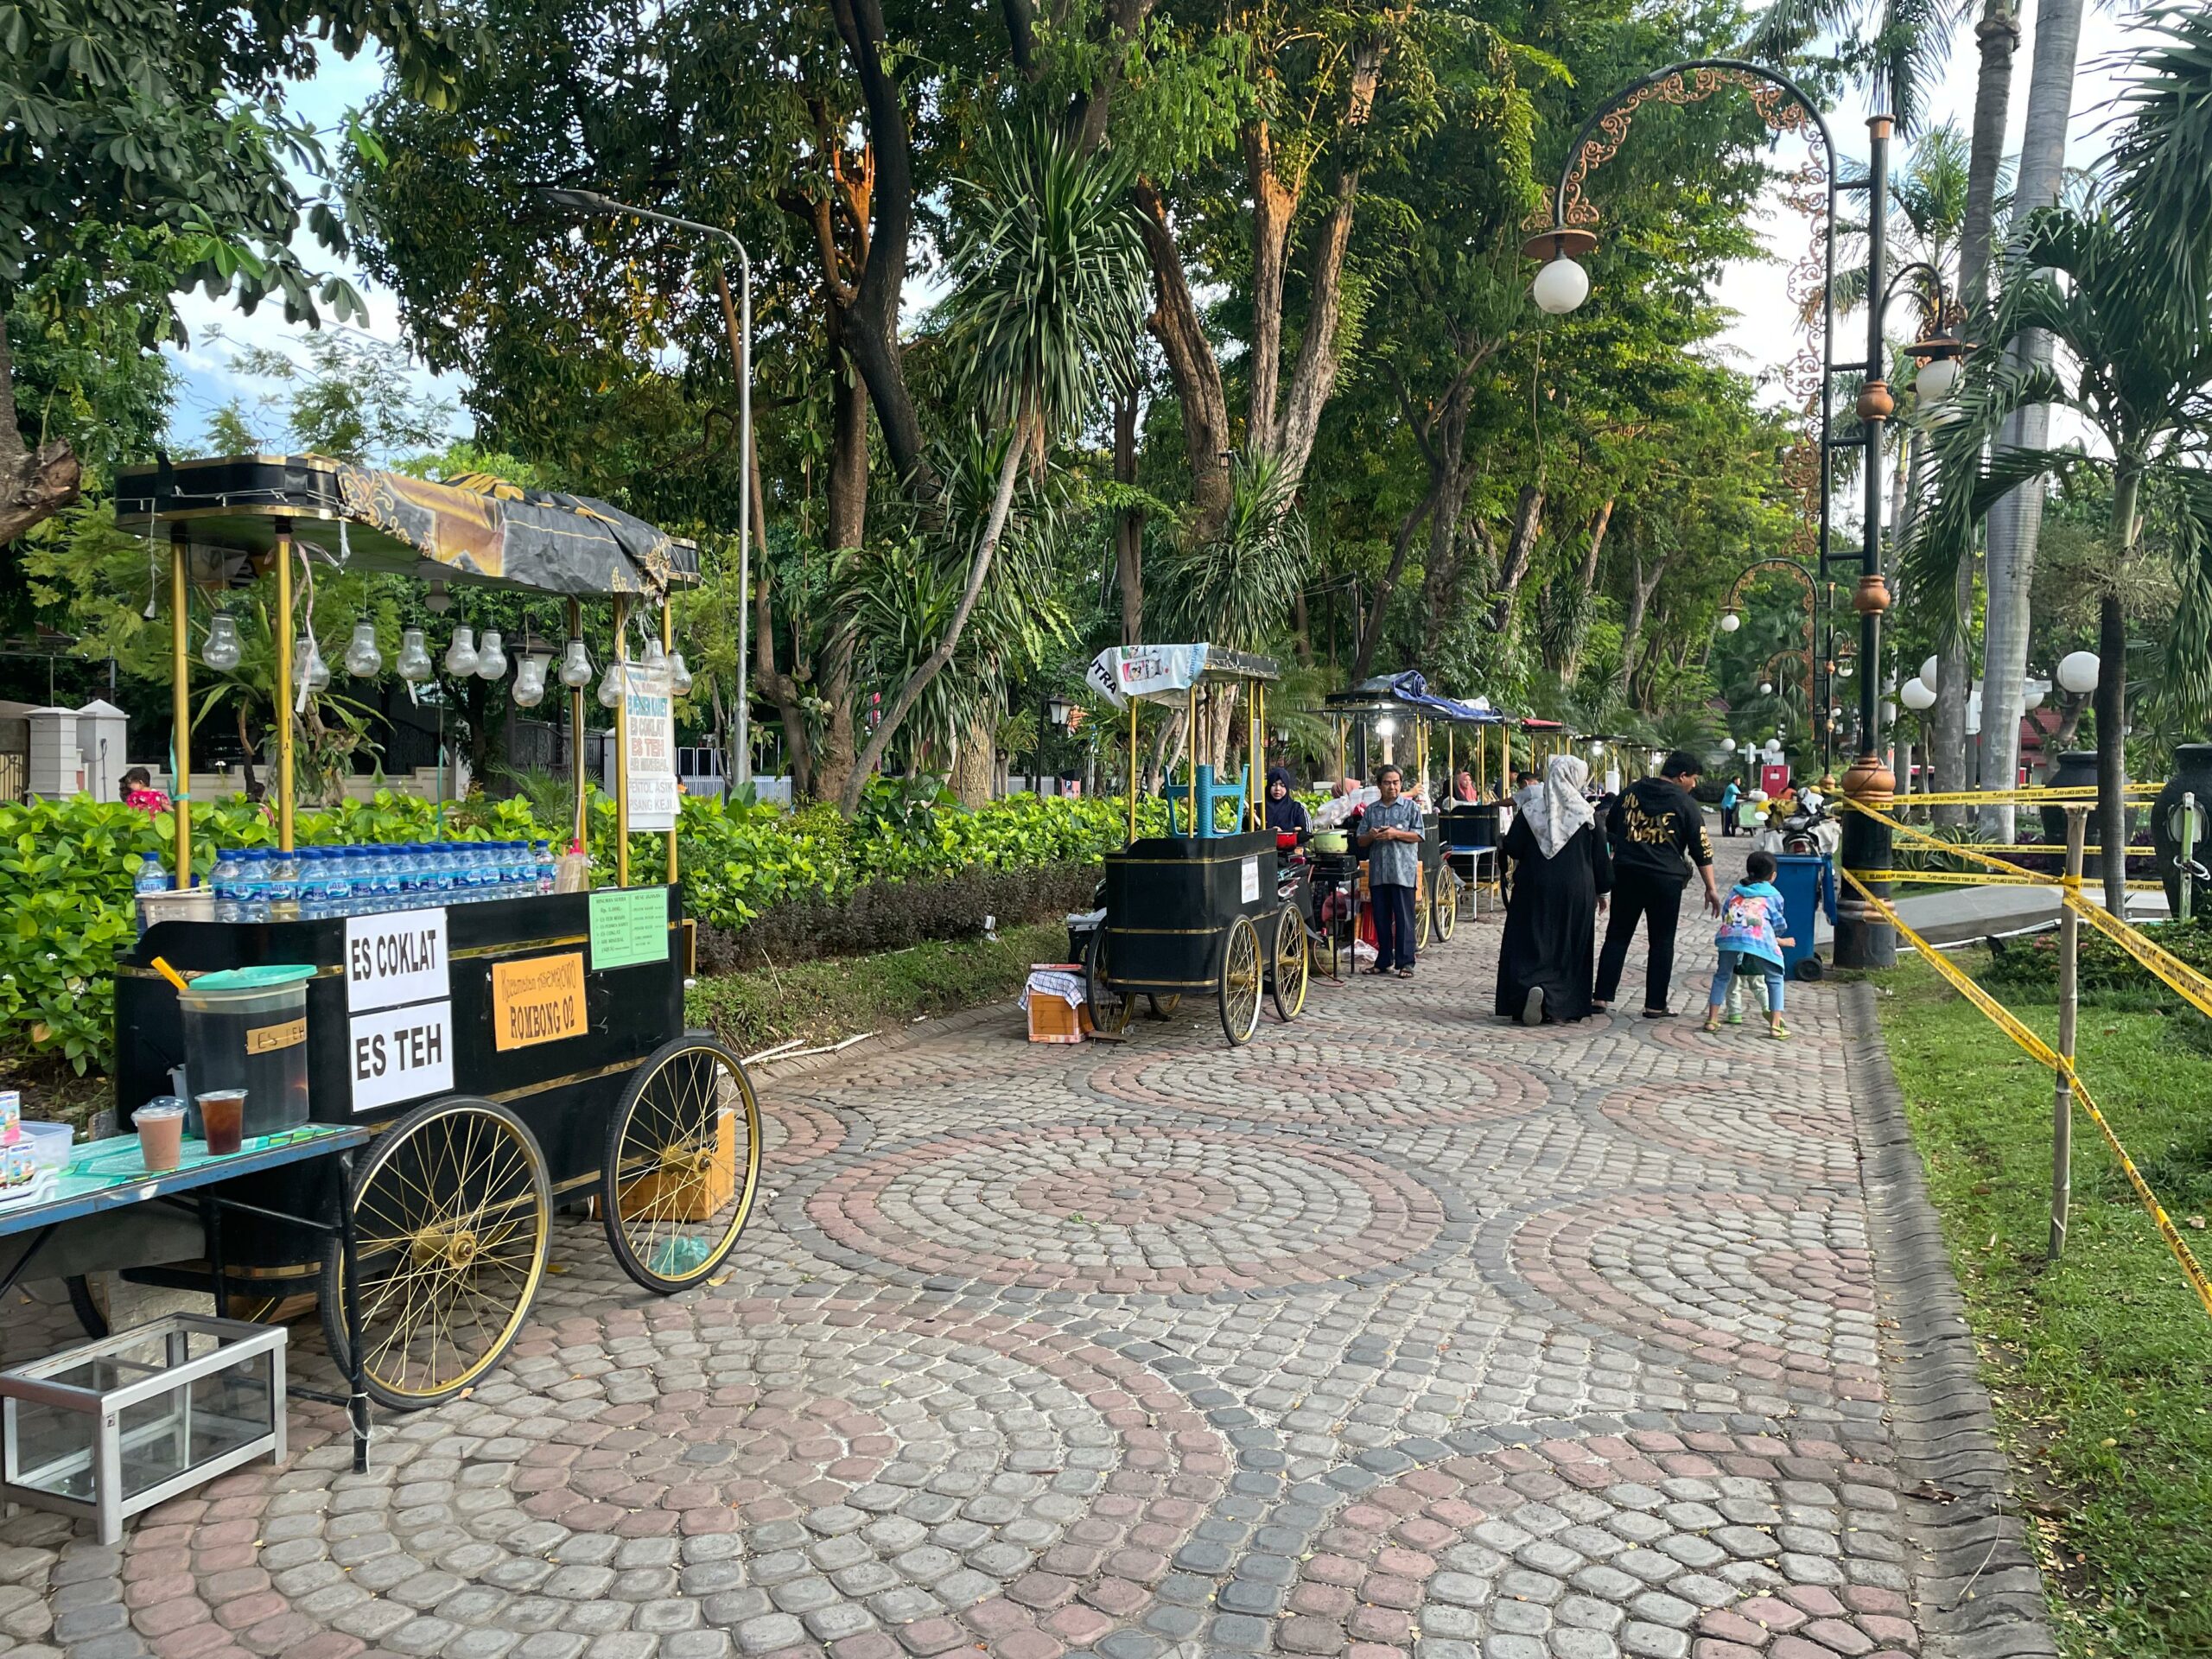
[
  {"x1": 137, "y1": 1099, "x2": 187, "y2": 1173},
  {"x1": 196, "y1": 1090, "x2": 246, "y2": 1156}
]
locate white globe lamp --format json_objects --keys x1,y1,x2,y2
[
  {"x1": 1900, "y1": 677, "x2": 1936, "y2": 711},
  {"x1": 2056, "y1": 651, "x2": 2100, "y2": 696},
  {"x1": 1719, "y1": 612, "x2": 1741, "y2": 633},
  {"x1": 1532, "y1": 257, "x2": 1590, "y2": 315},
  {"x1": 1915, "y1": 352, "x2": 1961, "y2": 401}
]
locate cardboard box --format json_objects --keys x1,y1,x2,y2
[{"x1": 616, "y1": 1106, "x2": 736, "y2": 1222}]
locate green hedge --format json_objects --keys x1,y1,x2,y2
[{"x1": 0, "y1": 787, "x2": 1171, "y2": 1076}]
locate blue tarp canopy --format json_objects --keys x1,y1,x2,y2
[{"x1": 1325, "y1": 671, "x2": 1505, "y2": 724}]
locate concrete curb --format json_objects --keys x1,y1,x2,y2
[{"x1": 1841, "y1": 979, "x2": 2060, "y2": 1659}]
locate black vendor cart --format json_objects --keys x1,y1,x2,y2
[
  {"x1": 1080, "y1": 645, "x2": 1309, "y2": 1045},
  {"x1": 101, "y1": 454, "x2": 765, "y2": 1417}
]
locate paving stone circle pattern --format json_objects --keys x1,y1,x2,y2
[{"x1": 2, "y1": 838, "x2": 1939, "y2": 1659}]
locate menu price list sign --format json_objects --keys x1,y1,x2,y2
[
  {"x1": 600, "y1": 672, "x2": 679, "y2": 833},
  {"x1": 492, "y1": 952, "x2": 588, "y2": 1052},
  {"x1": 590, "y1": 887, "x2": 671, "y2": 971}
]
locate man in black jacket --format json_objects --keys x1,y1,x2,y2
[{"x1": 1593, "y1": 750, "x2": 1721, "y2": 1016}]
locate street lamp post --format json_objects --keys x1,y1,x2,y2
[
  {"x1": 537, "y1": 187, "x2": 755, "y2": 788},
  {"x1": 1516, "y1": 71, "x2": 1967, "y2": 969}
]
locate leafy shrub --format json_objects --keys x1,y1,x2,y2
[
  {"x1": 1978, "y1": 914, "x2": 2212, "y2": 1007},
  {"x1": 0, "y1": 786, "x2": 1162, "y2": 1073}
]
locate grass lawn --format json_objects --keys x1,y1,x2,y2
[
  {"x1": 685, "y1": 919, "x2": 1065, "y2": 1057},
  {"x1": 1873, "y1": 952, "x2": 2212, "y2": 1657}
]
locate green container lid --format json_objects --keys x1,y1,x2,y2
[{"x1": 186, "y1": 965, "x2": 317, "y2": 994}]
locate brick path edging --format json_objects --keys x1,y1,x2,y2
[{"x1": 1840, "y1": 982, "x2": 2056, "y2": 1659}]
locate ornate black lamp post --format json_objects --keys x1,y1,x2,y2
[{"x1": 1520, "y1": 64, "x2": 1964, "y2": 969}]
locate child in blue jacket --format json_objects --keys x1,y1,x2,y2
[{"x1": 1702, "y1": 849, "x2": 1794, "y2": 1039}]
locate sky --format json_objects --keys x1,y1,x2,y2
[{"x1": 168, "y1": 10, "x2": 2138, "y2": 458}]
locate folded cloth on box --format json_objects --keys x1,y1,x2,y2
[{"x1": 1020, "y1": 969, "x2": 1088, "y2": 1010}]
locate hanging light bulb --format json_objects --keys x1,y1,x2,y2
[
  {"x1": 295, "y1": 635, "x2": 330, "y2": 695},
  {"x1": 641, "y1": 637, "x2": 667, "y2": 669},
  {"x1": 598, "y1": 657, "x2": 629, "y2": 709},
  {"x1": 203, "y1": 612, "x2": 243, "y2": 671},
  {"x1": 559, "y1": 639, "x2": 593, "y2": 689},
  {"x1": 476, "y1": 629, "x2": 509, "y2": 680},
  {"x1": 396, "y1": 627, "x2": 434, "y2": 683},
  {"x1": 344, "y1": 620, "x2": 383, "y2": 678},
  {"x1": 668, "y1": 651, "x2": 693, "y2": 696},
  {"x1": 512, "y1": 654, "x2": 549, "y2": 709},
  {"x1": 444, "y1": 626, "x2": 479, "y2": 677},
  {"x1": 426, "y1": 577, "x2": 451, "y2": 615}
]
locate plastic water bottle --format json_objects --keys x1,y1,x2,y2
[
  {"x1": 340, "y1": 846, "x2": 369, "y2": 914},
  {"x1": 504, "y1": 840, "x2": 529, "y2": 897},
  {"x1": 377, "y1": 845, "x2": 404, "y2": 909},
  {"x1": 211, "y1": 848, "x2": 245, "y2": 925},
  {"x1": 533, "y1": 840, "x2": 556, "y2": 895},
  {"x1": 240, "y1": 849, "x2": 271, "y2": 923},
  {"x1": 266, "y1": 849, "x2": 300, "y2": 922},
  {"x1": 320, "y1": 848, "x2": 351, "y2": 918},
  {"x1": 429, "y1": 842, "x2": 457, "y2": 897},
  {"x1": 134, "y1": 854, "x2": 169, "y2": 933},
  {"x1": 295, "y1": 850, "x2": 325, "y2": 920}
]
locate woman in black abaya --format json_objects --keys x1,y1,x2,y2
[{"x1": 1495, "y1": 753, "x2": 1613, "y2": 1025}]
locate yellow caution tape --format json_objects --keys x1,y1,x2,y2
[
  {"x1": 1838, "y1": 865, "x2": 2062, "y2": 1065},
  {"x1": 1853, "y1": 869, "x2": 2165, "y2": 893},
  {"x1": 1841, "y1": 802, "x2": 2060, "y2": 883},
  {"x1": 1837, "y1": 865, "x2": 2212, "y2": 1320},
  {"x1": 1883, "y1": 784, "x2": 2164, "y2": 807},
  {"x1": 2066, "y1": 1068, "x2": 2212, "y2": 1317},
  {"x1": 2062, "y1": 889, "x2": 2212, "y2": 1025}
]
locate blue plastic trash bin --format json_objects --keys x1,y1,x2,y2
[{"x1": 1771, "y1": 854, "x2": 1833, "y2": 979}]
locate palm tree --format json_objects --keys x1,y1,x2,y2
[
  {"x1": 1976, "y1": 0, "x2": 2089, "y2": 836},
  {"x1": 838, "y1": 122, "x2": 1150, "y2": 812},
  {"x1": 1745, "y1": 0, "x2": 1964, "y2": 138},
  {"x1": 1907, "y1": 21, "x2": 2212, "y2": 910}
]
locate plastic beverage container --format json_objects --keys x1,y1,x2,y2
[
  {"x1": 176, "y1": 965, "x2": 313, "y2": 1138},
  {"x1": 197, "y1": 1090, "x2": 246, "y2": 1155},
  {"x1": 136, "y1": 1099, "x2": 187, "y2": 1172}
]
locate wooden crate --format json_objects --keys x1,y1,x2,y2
[{"x1": 617, "y1": 1106, "x2": 736, "y2": 1222}]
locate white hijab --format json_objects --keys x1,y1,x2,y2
[{"x1": 1522, "y1": 753, "x2": 1595, "y2": 859}]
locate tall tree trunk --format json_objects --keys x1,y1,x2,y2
[
  {"x1": 1134, "y1": 181, "x2": 1234, "y2": 543},
  {"x1": 1622, "y1": 552, "x2": 1669, "y2": 690},
  {"x1": 2096, "y1": 467, "x2": 2139, "y2": 913},
  {"x1": 841, "y1": 419, "x2": 1030, "y2": 811},
  {"x1": 1555, "y1": 500, "x2": 1613, "y2": 681},
  {"x1": 1979, "y1": 0, "x2": 2082, "y2": 838},
  {"x1": 0, "y1": 318, "x2": 82, "y2": 543},
  {"x1": 1488, "y1": 485, "x2": 1545, "y2": 629},
  {"x1": 1113, "y1": 392, "x2": 1143, "y2": 645},
  {"x1": 950, "y1": 714, "x2": 995, "y2": 807},
  {"x1": 826, "y1": 0, "x2": 932, "y2": 492},
  {"x1": 1959, "y1": 2, "x2": 2018, "y2": 315}
]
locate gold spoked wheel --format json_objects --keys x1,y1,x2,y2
[
  {"x1": 603, "y1": 1034, "x2": 763, "y2": 1294},
  {"x1": 1084, "y1": 929, "x2": 1134, "y2": 1035},
  {"x1": 1416, "y1": 865, "x2": 1434, "y2": 949},
  {"x1": 1146, "y1": 994, "x2": 1182, "y2": 1019},
  {"x1": 1268, "y1": 903, "x2": 1309, "y2": 1022},
  {"x1": 321, "y1": 1096, "x2": 550, "y2": 1412},
  {"x1": 1433, "y1": 867, "x2": 1461, "y2": 943},
  {"x1": 1217, "y1": 913, "x2": 1263, "y2": 1046}
]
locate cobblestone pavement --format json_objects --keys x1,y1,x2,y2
[{"x1": 2, "y1": 839, "x2": 1938, "y2": 1659}]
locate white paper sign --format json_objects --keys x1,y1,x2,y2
[
  {"x1": 348, "y1": 1000, "x2": 455, "y2": 1113},
  {"x1": 1241, "y1": 855, "x2": 1260, "y2": 904},
  {"x1": 602, "y1": 668, "x2": 679, "y2": 832},
  {"x1": 345, "y1": 907, "x2": 449, "y2": 1013}
]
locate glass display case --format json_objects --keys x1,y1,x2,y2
[{"x1": 1, "y1": 1314, "x2": 287, "y2": 1542}]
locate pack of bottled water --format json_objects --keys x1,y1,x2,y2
[{"x1": 209, "y1": 840, "x2": 560, "y2": 923}]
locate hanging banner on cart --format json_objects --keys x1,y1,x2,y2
[
  {"x1": 491, "y1": 953, "x2": 588, "y2": 1051},
  {"x1": 348, "y1": 999, "x2": 454, "y2": 1112},
  {"x1": 345, "y1": 907, "x2": 449, "y2": 1013},
  {"x1": 1084, "y1": 644, "x2": 1278, "y2": 709},
  {"x1": 600, "y1": 668, "x2": 679, "y2": 831}
]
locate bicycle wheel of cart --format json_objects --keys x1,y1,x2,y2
[
  {"x1": 1217, "y1": 914, "x2": 1263, "y2": 1046},
  {"x1": 603, "y1": 1034, "x2": 764, "y2": 1294},
  {"x1": 1268, "y1": 904, "x2": 1309, "y2": 1022},
  {"x1": 1146, "y1": 994, "x2": 1182, "y2": 1019},
  {"x1": 320, "y1": 1096, "x2": 550, "y2": 1412},
  {"x1": 1084, "y1": 929, "x2": 1134, "y2": 1035},
  {"x1": 1416, "y1": 871, "x2": 1434, "y2": 949},
  {"x1": 1432, "y1": 868, "x2": 1461, "y2": 944}
]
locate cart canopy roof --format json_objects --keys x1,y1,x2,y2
[
  {"x1": 1086, "y1": 644, "x2": 1278, "y2": 708},
  {"x1": 1321, "y1": 671, "x2": 1503, "y2": 724},
  {"x1": 114, "y1": 454, "x2": 699, "y2": 600}
]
